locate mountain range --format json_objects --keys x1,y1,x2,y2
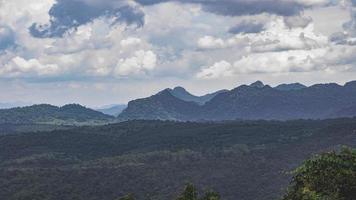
[
  {"x1": 1, "y1": 81, "x2": 356, "y2": 123},
  {"x1": 95, "y1": 104, "x2": 127, "y2": 116},
  {"x1": 118, "y1": 81, "x2": 356, "y2": 121},
  {"x1": 0, "y1": 104, "x2": 114, "y2": 125}
]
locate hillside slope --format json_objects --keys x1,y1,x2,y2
[
  {"x1": 1, "y1": 118, "x2": 356, "y2": 200},
  {"x1": 0, "y1": 104, "x2": 114, "y2": 125}
]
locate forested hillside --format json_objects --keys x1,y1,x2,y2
[
  {"x1": 0, "y1": 104, "x2": 114, "y2": 125},
  {"x1": 0, "y1": 118, "x2": 356, "y2": 200}
]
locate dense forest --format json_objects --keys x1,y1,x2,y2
[
  {"x1": 117, "y1": 147, "x2": 356, "y2": 200},
  {"x1": 0, "y1": 118, "x2": 356, "y2": 199}
]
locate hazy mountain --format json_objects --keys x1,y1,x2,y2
[
  {"x1": 169, "y1": 86, "x2": 228, "y2": 105},
  {"x1": 96, "y1": 104, "x2": 127, "y2": 116},
  {"x1": 274, "y1": 83, "x2": 307, "y2": 91},
  {"x1": 0, "y1": 104, "x2": 114, "y2": 125},
  {"x1": 118, "y1": 81, "x2": 356, "y2": 121}
]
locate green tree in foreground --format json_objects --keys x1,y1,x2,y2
[
  {"x1": 282, "y1": 147, "x2": 356, "y2": 200},
  {"x1": 176, "y1": 183, "x2": 221, "y2": 200},
  {"x1": 117, "y1": 184, "x2": 220, "y2": 200},
  {"x1": 176, "y1": 183, "x2": 198, "y2": 200}
]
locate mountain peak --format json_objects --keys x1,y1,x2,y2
[
  {"x1": 250, "y1": 81, "x2": 265, "y2": 88},
  {"x1": 172, "y1": 86, "x2": 187, "y2": 92},
  {"x1": 275, "y1": 83, "x2": 307, "y2": 91},
  {"x1": 345, "y1": 80, "x2": 356, "y2": 88}
]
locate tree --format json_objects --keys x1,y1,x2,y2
[
  {"x1": 176, "y1": 183, "x2": 198, "y2": 200},
  {"x1": 282, "y1": 147, "x2": 356, "y2": 200},
  {"x1": 201, "y1": 190, "x2": 221, "y2": 200},
  {"x1": 176, "y1": 183, "x2": 221, "y2": 200}
]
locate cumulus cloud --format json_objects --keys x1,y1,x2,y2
[
  {"x1": 198, "y1": 17, "x2": 327, "y2": 52},
  {"x1": 115, "y1": 50, "x2": 157, "y2": 76},
  {"x1": 0, "y1": 6, "x2": 157, "y2": 79},
  {"x1": 197, "y1": 36, "x2": 226, "y2": 49},
  {"x1": 196, "y1": 60, "x2": 233, "y2": 79},
  {"x1": 0, "y1": 56, "x2": 60, "y2": 77},
  {"x1": 284, "y1": 15, "x2": 313, "y2": 28},
  {"x1": 30, "y1": 0, "x2": 144, "y2": 38},
  {"x1": 120, "y1": 37, "x2": 142, "y2": 48},
  {"x1": 196, "y1": 46, "x2": 355, "y2": 79}
]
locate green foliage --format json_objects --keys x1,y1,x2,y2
[
  {"x1": 0, "y1": 104, "x2": 114, "y2": 125},
  {"x1": 200, "y1": 190, "x2": 221, "y2": 200},
  {"x1": 176, "y1": 184, "x2": 198, "y2": 200},
  {"x1": 282, "y1": 147, "x2": 356, "y2": 200},
  {"x1": 176, "y1": 184, "x2": 220, "y2": 200},
  {"x1": 0, "y1": 119, "x2": 356, "y2": 200}
]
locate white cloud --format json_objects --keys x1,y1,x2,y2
[
  {"x1": 0, "y1": 56, "x2": 59, "y2": 77},
  {"x1": 115, "y1": 50, "x2": 157, "y2": 76},
  {"x1": 197, "y1": 36, "x2": 225, "y2": 49},
  {"x1": 196, "y1": 60, "x2": 233, "y2": 79},
  {"x1": 121, "y1": 37, "x2": 142, "y2": 48},
  {"x1": 197, "y1": 17, "x2": 328, "y2": 52}
]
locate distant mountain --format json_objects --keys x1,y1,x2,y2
[
  {"x1": 119, "y1": 90, "x2": 201, "y2": 121},
  {"x1": 169, "y1": 86, "x2": 228, "y2": 105},
  {"x1": 249, "y1": 80, "x2": 265, "y2": 88},
  {"x1": 0, "y1": 104, "x2": 114, "y2": 125},
  {"x1": 275, "y1": 83, "x2": 307, "y2": 91},
  {"x1": 118, "y1": 81, "x2": 356, "y2": 121},
  {"x1": 96, "y1": 104, "x2": 127, "y2": 116}
]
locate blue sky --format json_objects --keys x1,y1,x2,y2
[{"x1": 0, "y1": 0, "x2": 355, "y2": 107}]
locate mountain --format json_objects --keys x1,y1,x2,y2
[
  {"x1": 169, "y1": 86, "x2": 228, "y2": 105},
  {"x1": 118, "y1": 81, "x2": 356, "y2": 121},
  {"x1": 96, "y1": 104, "x2": 127, "y2": 116},
  {"x1": 274, "y1": 83, "x2": 307, "y2": 91},
  {"x1": 119, "y1": 90, "x2": 201, "y2": 121},
  {"x1": 0, "y1": 104, "x2": 114, "y2": 125},
  {"x1": 249, "y1": 80, "x2": 265, "y2": 88},
  {"x1": 1, "y1": 118, "x2": 355, "y2": 200}
]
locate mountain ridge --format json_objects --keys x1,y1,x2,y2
[
  {"x1": 0, "y1": 104, "x2": 114, "y2": 125},
  {"x1": 118, "y1": 80, "x2": 356, "y2": 121}
]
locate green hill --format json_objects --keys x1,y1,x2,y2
[{"x1": 0, "y1": 104, "x2": 115, "y2": 125}]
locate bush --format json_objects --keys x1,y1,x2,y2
[{"x1": 282, "y1": 147, "x2": 356, "y2": 200}]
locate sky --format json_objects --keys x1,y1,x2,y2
[{"x1": 0, "y1": 0, "x2": 356, "y2": 107}]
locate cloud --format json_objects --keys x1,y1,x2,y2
[
  {"x1": 115, "y1": 50, "x2": 157, "y2": 76},
  {"x1": 0, "y1": 11, "x2": 157, "y2": 79},
  {"x1": 120, "y1": 37, "x2": 142, "y2": 48},
  {"x1": 136, "y1": 0, "x2": 333, "y2": 17},
  {"x1": 228, "y1": 20, "x2": 265, "y2": 34},
  {"x1": 284, "y1": 15, "x2": 313, "y2": 28},
  {"x1": 329, "y1": 2, "x2": 356, "y2": 45},
  {"x1": 29, "y1": 0, "x2": 144, "y2": 38},
  {"x1": 198, "y1": 17, "x2": 327, "y2": 52},
  {"x1": 196, "y1": 60, "x2": 233, "y2": 79},
  {"x1": 0, "y1": 25, "x2": 15, "y2": 51},
  {"x1": 0, "y1": 56, "x2": 60, "y2": 77},
  {"x1": 197, "y1": 36, "x2": 226, "y2": 49},
  {"x1": 196, "y1": 48, "x2": 338, "y2": 79}
]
